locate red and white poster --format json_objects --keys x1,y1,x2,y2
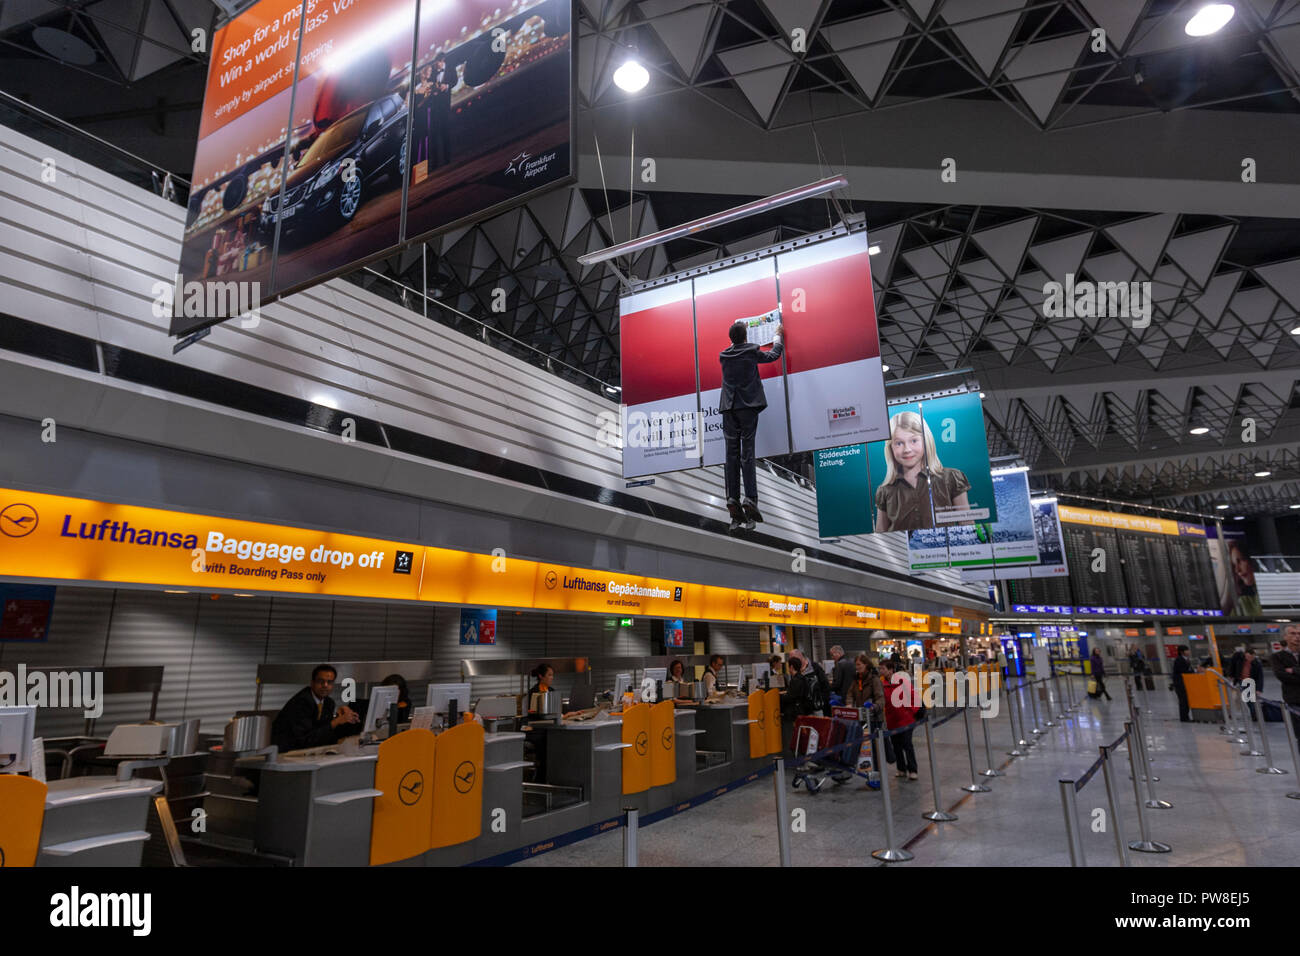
[
  {"x1": 777, "y1": 231, "x2": 888, "y2": 451},
  {"x1": 619, "y1": 282, "x2": 700, "y2": 478},
  {"x1": 615, "y1": 228, "x2": 888, "y2": 479}
]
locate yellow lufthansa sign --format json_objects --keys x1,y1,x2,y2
[{"x1": 0, "y1": 488, "x2": 970, "y2": 629}]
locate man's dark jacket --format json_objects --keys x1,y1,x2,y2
[
  {"x1": 830, "y1": 657, "x2": 854, "y2": 701},
  {"x1": 718, "y1": 338, "x2": 783, "y2": 412},
  {"x1": 272, "y1": 686, "x2": 341, "y2": 752},
  {"x1": 1271, "y1": 649, "x2": 1300, "y2": 706},
  {"x1": 1172, "y1": 654, "x2": 1192, "y2": 693},
  {"x1": 783, "y1": 671, "x2": 814, "y2": 719}
]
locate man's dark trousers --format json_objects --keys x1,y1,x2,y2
[{"x1": 723, "y1": 407, "x2": 760, "y2": 503}]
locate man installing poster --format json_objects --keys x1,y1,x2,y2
[{"x1": 719, "y1": 313, "x2": 784, "y2": 532}]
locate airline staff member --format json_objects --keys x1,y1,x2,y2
[
  {"x1": 523, "y1": 662, "x2": 554, "y2": 782},
  {"x1": 271, "y1": 663, "x2": 360, "y2": 752},
  {"x1": 702, "y1": 654, "x2": 725, "y2": 695}
]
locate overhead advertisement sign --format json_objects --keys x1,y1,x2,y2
[
  {"x1": 0, "y1": 488, "x2": 979, "y2": 628},
  {"x1": 915, "y1": 469, "x2": 1039, "y2": 572},
  {"x1": 173, "y1": 0, "x2": 574, "y2": 335},
  {"x1": 617, "y1": 229, "x2": 888, "y2": 479},
  {"x1": 812, "y1": 444, "x2": 872, "y2": 537},
  {"x1": 864, "y1": 391, "x2": 996, "y2": 534}
]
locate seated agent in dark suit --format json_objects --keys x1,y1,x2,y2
[
  {"x1": 718, "y1": 316, "x2": 784, "y2": 533},
  {"x1": 271, "y1": 663, "x2": 360, "y2": 752}
]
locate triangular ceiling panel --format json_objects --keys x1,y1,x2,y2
[
  {"x1": 1028, "y1": 231, "x2": 1091, "y2": 283},
  {"x1": 1104, "y1": 213, "x2": 1177, "y2": 275},
  {"x1": 971, "y1": 217, "x2": 1035, "y2": 281},
  {"x1": 1230, "y1": 286, "x2": 1279, "y2": 326},
  {"x1": 902, "y1": 238, "x2": 960, "y2": 298},
  {"x1": 1165, "y1": 225, "x2": 1233, "y2": 289},
  {"x1": 641, "y1": 0, "x2": 718, "y2": 80},
  {"x1": 944, "y1": 0, "x2": 1025, "y2": 77},
  {"x1": 715, "y1": 41, "x2": 797, "y2": 125},
  {"x1": 87, "y1": 0, "x2": 147, "y2": 79},
  {"x1": 821, "y1": 10, "x2": 910, "y2": 103},
  {"x1": 955, "y1": 257, "x2": 1005, "y2": 308},
  {"x1": 0, "y1": 0, "x2": 56, "y2": 32},
  {"x1": 867, "y1": 222, "x2": 904, "y2": 308},
  {"x1": 579, "y1": 0, "x2": 631, "y2": 28},
  {"x1": 759, "y1": 0, "x2": 829, "y2": 43},
  {"x1": 1190, "y1": 271, "x2": 1242, "y2": 325},
  {"x1": 904, "y1": 0, "x2": 938, "y2": 23},
  {"x1": 1003, "y1": 33, "x2": 1089, "y2": 125},
  {"x1": 1255, "y1": 258, "x2": 1300, "y2": 313},
  {"x1": 131, "y1": 0, "x2": 189, "y2": 79},
  {"x1": 1077, "y1": 0, "x2": 1145, "y2": 51}
]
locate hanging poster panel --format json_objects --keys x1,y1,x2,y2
[
  {"x1": 401, "y1": 0, "x2": 573, "y2": 261},
  {"x1": 994, "y1": 498, "x2": 1073, "y2": 612},
  {"x1": 696, "y1": 258, "x2": 789, "y2": 467},
  {"x1": 813, "y1": 444, "x2": 872, "y2": 537},
  {"x1": 618, "y1": 282, "x2": 700, "y2": 478},
  {"x1": 776, "y1": 232, "x2": 889, "y2": 451},
  {"x1": 868, "y1": 393, "x2": 995, "y2": 534},
  {"x1": 267, "y1": 0, "x2": 420, "y2": 296},
  {"x1": 923, "y1": 469, "x2": 1038, "y2": 573},
  {"x1": 174, "y1": 0, "x2": 305, "y2": 332},
  {"x1": 174, "y1": 0, "x2": 575, "y2": 333}
]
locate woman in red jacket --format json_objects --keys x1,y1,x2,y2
[{"x1": 879, "y1": 659, "x2": 920, "y2": 780}]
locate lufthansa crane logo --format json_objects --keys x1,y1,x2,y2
[
  {"x1": 544, "y1": 571, "x2": 558, "y2": 589},
  {"x1": 0, "y1": 503, "x2": 38, "y2": 538}
]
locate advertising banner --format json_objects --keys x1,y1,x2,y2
[
  {"x1": 174, "y1": 0, "x2": 574, "y2": 335},
  {"x1": 267, "y1": 0, "x2": 419, "y2": 296},
  {"x1": 616, "y1": 228, "x2": 887, "y2": 479},
  {"x1": 618, "y1": 282, "x2": 700, "y2": 478},
  {"x1": 175, "y1": 0, "x2": 305, "y2": 327},
  {"x1": 459, "y1": 607, "x2": 497, "y2": 644},
  {"x1": 0, "y1": 584, "x2": 55, "y2": 641},
  {"x1": 813, "y1": 444, "x2": 872, "y2": 537},
  {"x1": 918, "y1": 469, "x2": 1038, "y2": 572},
  {"x1": 665, "y1": 618, "x2": 684, "y2": 648},
  {"x1": 776, "y1": 232, "x2": 889, "y2": 451}
]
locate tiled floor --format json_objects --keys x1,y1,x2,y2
[{"x1": 513, "y1": 678, "x2": 1300, "y2": 867}]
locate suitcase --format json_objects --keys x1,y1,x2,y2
[
  {"x1": 791, "y1": 716, "x2": 834, "y2": 756},
  {"x1": 1261, "y1": 700, "x2": 1283, "y2": 722},
  {"x1": 1144, "y1": 674, "x2": 1155, "y2": 691}
]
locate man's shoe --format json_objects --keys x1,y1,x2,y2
[
  {"x1": 741, "y1": 498, "x2": 763, "y2": 523},
  {"x1": 726, "y1": 498, "x2": 745, "y2": 522},
  {"x1": 741, "y1": 519, "x2": 756, "y2": 531},
  {"x1": 728, "y1": 518, "x2": 744, "y2": 533}
]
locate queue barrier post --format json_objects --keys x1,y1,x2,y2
[
  {"x1": 960, "y1": 703, "x2": 991, "y2": 793},
  {"x1": 1058, "y1": 778, "x2": 1085, "y2": 867},
  {"x1": 922, "y1": 712, "x2": 957, "y2": 822},
  {"x1": 1007, "y1": 684, "x2": 1025, "y2": 757},
  {"x1": 1028, "y1": 677, "x2": 1044, "y2": 735},
  {"x1": 1123, "y1": 679, "x2": 1156, "y2": 784},
  {"x1": 1124, "y1": 720, "x2": 1170, "y2": 854},
  {"x1": 1237, "y1": 684, "x2": 1264, "y2": 758},
  {"x1": 871, "y1": 723, "x2": 913, "y2": 862},
  {"x1": 1064, "y1": 669, "x2": 1076, "y2": 711},
  {"x1": 1277, "y1": 703, "x2": 1300, "y2": 800},
  {"x1": 1052, "y1": 672, "x2": 1067, "y2": 720},
  {"x1": 1100, "y1": 742, "x2": 1131, "y2": 867},
  {"x1": 623, "y1": 806, "x2": 638, "y2": 867},
  {"x1": 1133, "y1": 703, "x2": 1170, "y2": 809},
  {"x1": 1214, "y1": 674, "x2": 1236, "y2": 738},
  {"x1": 773, "y1": 757, "x2": 792, "y2": 866},
  {"x1": 979, "y1": 710, "x2": 1003, "y2": 777},
  {"x1": 1251, "y1": 699, "x2": 1287, "y2": 775}
]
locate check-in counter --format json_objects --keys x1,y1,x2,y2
[
  {"x1": 38, "y1": 777, "x2": 162, "y2": 867},
  {"x1": 255, "y1": 753, "x2": 380, "y2": 866},
  {"x1": 672, "y1": 708, "x2": 701, "y2": 803},
  {"x1": 523, "y1": 718, "x2": 625, "y2": 841},
  {"x1": 424, "y1": 730, "x2": 527, "y2": 866},
  {"x1": 692, "y1": 698, "x2": 763, "y2": 786}
]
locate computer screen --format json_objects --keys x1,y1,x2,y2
[
  {"x1": 752, "y1": 662, "x2": 770, "y2": 684},
  {"x1": 427, "y1": 683, "x2": 473, "y2": 718},
  {"x1": 0, "y1": 706, "x2": 36, "y2": 774},
  {"x1": 566, "y1": 681, "x2": 595, "y2": 713},
  {"x1": 613, "y1": 673, "x2": 632, "y2": 702},
  {"x1": 363, "y1": 684, "x2": 401, "y2": 736},
  {"x1": 643, "y1": 667, "x2": 667, "y2": 683}
]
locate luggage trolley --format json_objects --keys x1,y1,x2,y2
[{"x1": 789, "y1": 705, "x2": 877, "y2": 794}]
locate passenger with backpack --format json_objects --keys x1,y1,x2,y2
[{"x1": 880, "y1": 659, "x2": 920, "y2": 780}]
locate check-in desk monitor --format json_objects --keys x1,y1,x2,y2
[
  {"x1": 752, "y1": 662, "x2": 770, "y2": 685},
  {"x1": 427, "y1": 683, "x2": 473, "y2": 719},
  {"x1": 613, "y1": 674, "x2": 632, "y2": 702},
  {"x1": 0, "y1": 706, "x2": 36, "y2": 773},
  {"x1": 644, "y1": 667, "x2": 667, "y2": 683},
  {"x1": 363, "y1": 685, "x2": 400, "y2": 737}
]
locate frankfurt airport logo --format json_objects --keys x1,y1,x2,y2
[
  {"x1": 505, "y1": 151, "x2": 529, "y2": 174},
  {"x1": 0, "y1": 503, "x2": 38, "y2": 538}
]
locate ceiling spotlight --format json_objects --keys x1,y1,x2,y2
[
  {"x1": 868, "y1": 245, "x2": 882, "y2": 256},
  {"x1": 1291, "y1": 325, "x2": 1300, "y2": 335},
  {"x1": 1290, "y1": 503, "x2": 1300, "y2": 509},
  {"x1": 604, "y1": 384, "x2": 622, "y2": 395},
  {"x1": 979, "y1": 392, "x2": 986, "y2": 399},
  {"x1": 881, "y1": 364, "x2": 891, "y2": 372},
  {"x1": 1234, "y1": 515, "x2": 1245, "y2": 520},
  {"x1": 1215, "y1": 504, "x2": 1230, "y2": 510},
  {"x1": 613, "y1": 58, "x2": 649, "y2": 93},
  {"x1": 1185, "y1": 3, "x2": 1235, "y2": 36},
  {"x1": 1189, "y1": 426, "x2": 1210, "y2": 435},
  {"x1": 1254, "y1": 470, "x2": 1272, "y2": 477}
]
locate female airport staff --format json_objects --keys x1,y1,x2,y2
[
  {"x1": 523, "y1": 662, "x2": 555, "y2": 783},
  {"x1": 668, "y1": 659, "x2": 686, "y2": 682}
]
